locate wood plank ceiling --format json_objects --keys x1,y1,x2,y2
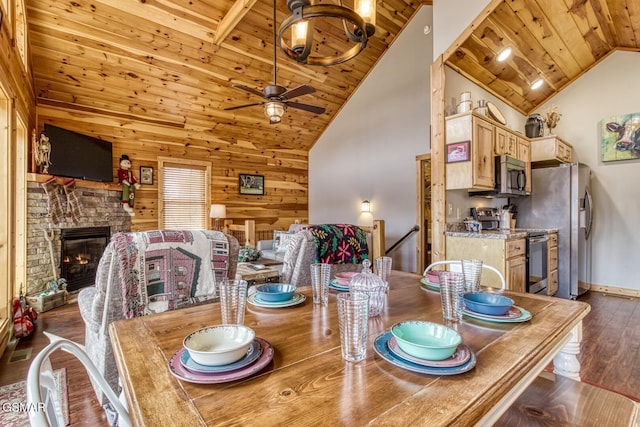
[
  {"x1": 25, "y1": 0, "x2": 430, "y2": 152},
  {"x1": 446, "y1": 0, "x2": 640, "y2": 115},
  {"x1": 25, "y1": 0, "x2": 640, "y2": 153}
]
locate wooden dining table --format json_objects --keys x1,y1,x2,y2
[{"x1": 110, "y1": 271, "x2": 590, "y2": 426}]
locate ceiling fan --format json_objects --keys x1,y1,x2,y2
[{"x1": 224, "y1": 0, "x2": 326, "y2": 124}]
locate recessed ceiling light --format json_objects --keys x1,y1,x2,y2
[
  {"x1": 497, "y1": 47, "x2": 512, "y2": 62},
  {"x1": 531, "y1": 78, "x2": 544, "y2": 90}
]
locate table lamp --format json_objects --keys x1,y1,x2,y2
[{"x1": 209, "y1": 204, "x2": 226, "y2": 231}]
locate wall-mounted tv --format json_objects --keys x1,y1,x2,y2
[{"x1": 45, "y1": 124, "x2": 114, "y2": 183}]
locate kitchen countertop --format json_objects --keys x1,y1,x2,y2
[{"x1": 445, "y1": 228, "x2": 559, "y2": 239}]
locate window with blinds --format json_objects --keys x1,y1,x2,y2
[{"x1": 158, "y1": 158, "x2": 211, "y2": 230}]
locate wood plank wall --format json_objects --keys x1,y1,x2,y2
[{"x1": 35, "y1": 106, "x2": 309, "y2": 235}]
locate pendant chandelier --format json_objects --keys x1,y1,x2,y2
[{"x1": 277, "y1": 0, "x2": 376, "y2": 66}]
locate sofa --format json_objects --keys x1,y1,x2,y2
[
  {"x1": 256, "y1": 223, "x2": 310, "y2": 262},
  {"x1": 78, "y1": 229, "x2": 239, "y2": 404}
]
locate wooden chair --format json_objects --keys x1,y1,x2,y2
[{"x1": 495, "y1": 372, "x2": 639, "y2": 426}]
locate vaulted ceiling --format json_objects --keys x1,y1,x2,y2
[
  {"x1": 25, "y1": 0, "x2": 430, "y2": 152},
  {"x1": 445, "y1": 0, "x2": 640, "y2": 115},
  {"x1": 25, "y1": 0, "x2": 640, "y2": 153}
]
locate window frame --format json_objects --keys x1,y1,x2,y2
[{"x1": 157, "y1": 157, "x2": 211, "y2": 230}]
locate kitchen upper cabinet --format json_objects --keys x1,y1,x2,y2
[
  {"x1": 445, "y1": 235, "x2": 526, "y2": 292},
  {"x1": 446, "y1": 113, "x2": 494, "y2": 191},
  {"x1": 530, "y1": 136, "x2": 573, "y2": 167}
]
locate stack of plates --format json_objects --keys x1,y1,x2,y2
[
  {"x1": 374, "y1": 332, "x2": 476, "y2": 375},
  {"x1": 248, "y1": 291, "x2": 306, "y2": 308},
  {"x1": 463, "y1": 304, "x2": 532, "y2": 323},
  {"x1": 419, "y1": 277, "x2": 440, "y2": 292},
  {"x1": 329, "y1": 279, "x2": 349, "y2": 292},
  {"x1": 168, "y1": 337, "x2": 274, "y2": 384}
]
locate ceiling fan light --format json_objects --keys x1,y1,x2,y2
[
  {"x1": 264, "y1": 101, "x2": 286, "y2": 123},
  {"x1": 531, "y1": 78, "x2": 544, "y2": 90},
  {"x1": 497, "y1": 47, "x2": 512, "y2": 62}
]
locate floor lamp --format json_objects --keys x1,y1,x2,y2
[{"x1": 209, "y1": 204, "x2": 226, "y2": 231}]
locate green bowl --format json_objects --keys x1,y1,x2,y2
[{"x1": 390, "y1": 321, "x2": 461, "y2": 361}]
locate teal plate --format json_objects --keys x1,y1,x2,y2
[
  {"x1": 463, "y1": 305, "x2": 531, "y2": 323},
  {"x1": 248, "y1": 292, "x2": 306, "y2": 308},
  {"x1": 419, "y1": 277, "x2": 440, "y2": 292},
  {"x1": 374, "y1": 332, "x2": 476, "y2": 376}
]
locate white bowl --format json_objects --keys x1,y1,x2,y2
[{"x1": 183, "y1": 325, "x2": 255, "y2": 366}]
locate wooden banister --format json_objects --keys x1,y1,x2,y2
[{"x1": 223, "y1": 219, "x2": 256, "y2": 247}]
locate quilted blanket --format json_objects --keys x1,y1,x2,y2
[
  {"x1": 308, "y1": 224, "x2": 368, "y2": 264},
  {"x1": 114, "y1": 230, "x2": 231, "y2": 318}
]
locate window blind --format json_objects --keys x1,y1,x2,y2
[{"x1": 160, "y1": 162, "x2": 208, "y2": 230}]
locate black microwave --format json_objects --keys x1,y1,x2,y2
[{"x1": 470, "y1": 155, "x2": 527, "y2": 198}]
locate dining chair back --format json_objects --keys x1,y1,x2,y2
[
  {"x1": 26, "y1": 339, "x2": 131, "y2": 427},
  {"x1": 423, "y1": 260, "x2": 506, "y2": 290}
]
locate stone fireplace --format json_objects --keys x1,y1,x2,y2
[{"x1": 27, "y1": 179, "x2": 131, "y2": 296}]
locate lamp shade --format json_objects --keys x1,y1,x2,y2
[{"x1": 209, "y1": 204, "x2": 227, "y2": 219}]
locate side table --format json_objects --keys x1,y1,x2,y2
[{"x1": 235, "y1": 262, "x2": 280, "y2": 286}]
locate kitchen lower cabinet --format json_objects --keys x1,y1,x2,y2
[
  {"x1": 547, "y1": 232, "x2": 559, "y2": 296},
  {"x1": 445, "y1": 236, "x2": 526, "y2": 292}
]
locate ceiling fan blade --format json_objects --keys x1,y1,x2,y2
[
  {"x1": 281, "y1": 85, "x2": 315, "y2": 100},
  {"x1": 224, "y1": 102, "x2": 264, "y2": 111},
  {"x1": 286, "y1": 102, "x2": 326, "y2": 115},
  {"x1": 232, "y1": 84, "x2": 265, "y2": 98}
]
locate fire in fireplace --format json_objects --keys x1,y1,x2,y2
[{"x1": 61, "y1": 226, "x2": 110, "y2": 292}]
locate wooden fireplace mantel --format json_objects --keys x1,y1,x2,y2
[{"x1": 27, "y1": 173, "x2": 122, "y2": 191}]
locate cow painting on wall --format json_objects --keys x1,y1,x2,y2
[{"x1": 602, "y1": 112, "x2": 640, "y2": 161}]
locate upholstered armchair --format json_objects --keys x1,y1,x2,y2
[
  {"x1": 78, "y1": 229, "x2": 239, "y2": 404},
  {"x1": 280, "y1": 222, "x2": 385, "y2": 286}
]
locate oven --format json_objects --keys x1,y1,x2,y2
[{"x1": 526, "y1": 232, "x2": 549, "y2": 294}]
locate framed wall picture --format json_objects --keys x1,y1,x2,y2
[
  {"x1": 140, "y1": 166, "x2": 154, "y2": 184},
  {"x1": 239, "y1": 174, "x2": 264, "y2": 195},
  {"x1": 446, "y1": 141, "x2": 470, "y2": 163}
]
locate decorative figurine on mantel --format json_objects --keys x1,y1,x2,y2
[
  {"x1": 118, "y1": 154, "x2": 140, "y2": 216},
  {"x1": 33, "y1": 129, "x2": 52, "y2": 174}
]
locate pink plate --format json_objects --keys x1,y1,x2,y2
[
  {"x1": 169, "y1": 337, "x2": 274, "y2": 384},
  {"x1": 388, "y1": 336, "x2": 471, "y2": 368}
]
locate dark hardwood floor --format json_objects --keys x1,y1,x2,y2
[{"x1": 1, "y1": 290, "x2": 638, "y2": 425}]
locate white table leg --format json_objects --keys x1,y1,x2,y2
[{"x1": 553, "y1": 323, "x2": 582, "y2": 381}]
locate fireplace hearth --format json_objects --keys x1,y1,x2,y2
[{"x1": 61, "y1": 226, "x2": 110, "y2": 292}]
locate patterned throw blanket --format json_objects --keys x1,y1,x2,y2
[
  {"x1": 114, "y1": 230, "x2": 231, "y2": 318},
  {"x1": 308, "y1": 224, "x2": 368, "y2": 264}
]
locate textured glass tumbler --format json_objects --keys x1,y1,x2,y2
[
  {"x1": 310, "y1": 263, "x2": 331, "y2": 305},
  {"x1": 374, "y1": 256, "x2": 393, "y2": 285},
  {"x1": 337, "y1": 293, "x2": 370, "y2": 362},
  {"x1": 219, "y1": 279, "x2": 248, "y2": 324},
  {"x1": 439, "y1": 271, "x2": 465, "y2": 321},
  {"x1": 461, "y1": 259, "x2": 483, "y2": 292}
]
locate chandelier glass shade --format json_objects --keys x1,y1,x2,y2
[{"x1": 278, "y1": 0, "x2": 376, "y2": 66}]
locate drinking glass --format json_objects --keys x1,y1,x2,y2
[
  {"x1": 461, "y1": 259, "x2": 483, "y2": 293},
  {"x1": 219, "y1": 279, "x2": 248, "y2": 324},
  {"x1": 337, "y1": 293, "x2": 370, "y2": 362},
  {"x1": 374, "y1": 256, "x2": 392, "y2": 285},
  {"x1": 310, "y1": 263, "x2": 331, "y2": 305},
  {"x1": 439, "y1": 271, "x2": 464, "y2": 321}
]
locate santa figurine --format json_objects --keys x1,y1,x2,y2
[{"x1": 118, "y1": 154, "x2": 140, "y2": 216}]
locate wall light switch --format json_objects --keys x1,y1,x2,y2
[
  {"x1": 456, "y1": 207, "x2": 461, "y2": 219},
  {"x1": 447, "y1": 203, "x2": 453, "y2": 215}
]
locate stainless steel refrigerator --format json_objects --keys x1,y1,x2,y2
[{"x1": 514, "y1": 163, "x2": 593, "y2": 299}]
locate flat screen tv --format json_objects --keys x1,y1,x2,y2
[{"x1": 45, "y1": 124, "x2": 114, "y2": 183}]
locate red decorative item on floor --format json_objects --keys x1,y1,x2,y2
[{"x1": 13, "y1": 295, "x2": 37, "y2": 338}]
